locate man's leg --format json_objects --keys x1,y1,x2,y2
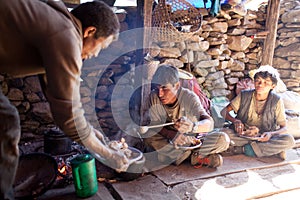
[
  {"x1": 195, "y1": 130, "x2": 230, "y2": 156},
  {"x1": 250, "y1": 134, "x2": 295, "y2": 157},
  {"x1": 190, "y1": 131, "x2": 230, "y2": 167},
  {"x1": 221, "y1": 127, "x2": 250, "y2": 146},
  {"x1": 221, "y1": 128, "x2": 295, "y2": 158},
  {"x1": 0, "y1": 89, "x2": 20, "y2": 200},
  {"x1": 144, "y1": 133, "x2": 187, "y2": 164}
]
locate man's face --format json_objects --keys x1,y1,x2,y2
[
  {"x1": 81, "y1": 28, "x2": 115, "y2": 60},
  {"x1": 154, "y1": 82, "x2": 180, "y2": 105},
  {"x1": 254, "y1": 76, "x2": 275, "y2": 94}
]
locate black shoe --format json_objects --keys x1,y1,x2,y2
[
  {"x1": 221, "y1": 3, "x2": 232, "y2": 11},
  {"x1": 222, "y1": 146, "x2": 244, "y2": 156}
]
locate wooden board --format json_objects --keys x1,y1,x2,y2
[
  {"x1": 172, "y1": 163, "x2": 300, "y2": 200},
  {"x1": 111, "y1": 175, "x2": 180, "y2": 200},
  {"x1": 152, "y1": 149, "x2": 300, "y2": 185}
]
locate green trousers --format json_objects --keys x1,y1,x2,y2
[{"x1": 144, "y1": 130, "x2": 230, "y2": 162}]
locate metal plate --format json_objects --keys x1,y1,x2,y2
[
  {"x1": 13, "y1": 153, "x2": 57, "y2": 199},
  {"x1": 239, "y1": 135, "x2": 263, "y2": 141},
  {"x1": 175, "y1": 142, "x2": 202, "y2": 150},
  {"x1": 93, "y1": 146, "x2": 143, "y2": 166}
]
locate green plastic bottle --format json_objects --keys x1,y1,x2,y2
[{"x1": 70, "y1": 154, "x2": 98, "y2": 198}]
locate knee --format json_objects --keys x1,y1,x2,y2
[
  {"x1": 0, "y1": 105, "x2": 20, "y2": 138},
  {"x1": 213, "y1": 131, "x2": 230, "y2": 149},
  {"x1": 284, "y1": 134, "x2": 296, "y2": 148},
  {"x1": 220, "y1": 127, "x2": 235, "y2": 137},
  {"x1": 0, "y1": 104, "x2": 19, "y2": 123},
  {"x1": 218, "y1": 131, "x2": 230, "y2": 141}
]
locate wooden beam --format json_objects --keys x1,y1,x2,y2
[
  {"x1": 132, "y1": 0, "x2": 154, "y2": 125},
  {"x1": 139, "y1": 0, "x2": 154, "y2": 124},
  {"x1": 261, "y1": 0, "x2": 281, "y2": 66},
  {"x1": 143, "y1": 0, "x2": 153, "y2": 53}
]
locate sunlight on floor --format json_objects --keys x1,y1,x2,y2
[{"x1": 194, "y1": 164, "x2": 300, "y2": 200}]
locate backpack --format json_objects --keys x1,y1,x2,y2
[{"x1": 179, "y1": 70, "x2": 211, "y2": 115}]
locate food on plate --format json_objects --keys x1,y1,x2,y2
[
  {"x1": 108, "y1": 138, "x2": 132, "y2": 158},
  {"x1": 242, "y1": 126, "x2": 259, "y2": 137},
  {"x1": 191, "y1": 137, "x2": 202, "y2": 145}
]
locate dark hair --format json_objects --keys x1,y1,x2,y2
[
  {"x1": 71, "y1": 1, "x2": 120, "y2": 39},
  {"x1": 254, "y1": 71, "x2": 278, "y2": 85},
  {"x1": 151, "y1": 64, "x2": 179, "y2": 86}
]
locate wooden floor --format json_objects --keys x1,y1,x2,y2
[{"x1": 38, "y1": 142, "x2": 300, "y2": 200}]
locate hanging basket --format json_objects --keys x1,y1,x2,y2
[{"x1": 151, "y1": 0, "x2": 202, "y2": 42}]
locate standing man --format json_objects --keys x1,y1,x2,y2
[
  {"x1": 0, "y1": 1, "x2": 128, "y2": 199},
  {"x1": 143, "y1": 65, "x2": 230, "y2": 167}
]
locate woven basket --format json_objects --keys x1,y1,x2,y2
[{"x1": 151, "y1": 0, "x2": 202, "y2": 42}]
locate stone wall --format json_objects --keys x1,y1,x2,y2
[
  {"x1": 0, "y1": 75, "x2": 53, "y2": 141},
  {"x1": 149, "y1": 6, "x2": 267, "y2": 100},
  {"x1": 0, "y1": 8, "x2": 137, "y2": 140},
  {"x1": 82, "y1": 8, "x2": 138, "y2": 137},
  {"x1": 274, "y1": 0, "x2": 300, "y2": 94},
  {"x1": 2, "y1": 1, "x2": 300, "y2": 141}
]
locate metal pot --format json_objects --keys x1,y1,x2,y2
[{"x1": 44, "y1": 128, "x2": 72, "y2": 155}]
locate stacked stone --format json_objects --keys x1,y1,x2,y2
[
  {"x1": 0, "y1": 75, "x2": 53, "y2": 138},
  {"x1": 4, "y1": 2, "x2": 300, "y2": 140},
  {"x1": 149, "y1": 6, "x2": 267, "y2": 99},
  {"x1": 274, "y1": 0, "x2": 300, "y2": 94},
  {"x1": 0, "y1": 10, "x2": 135, "y2": 138},
  {"x1": 80, "y1": 9, "x2": 136, "y2": 137}
]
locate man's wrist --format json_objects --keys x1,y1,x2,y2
[{"x1": 192, "y1": 122, "x2": 198, "y2": 133}]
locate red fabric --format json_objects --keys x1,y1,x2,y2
[
  {"x1": 235, "y1": 78, "x2": 255, "y2": 96},
  {"x1": 180, "y1": 77, "x2": 211, "y2": 115},
  {"x1": 193, "y1": 157, "x2": 211, "y2": 169}
]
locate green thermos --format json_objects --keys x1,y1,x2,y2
[{"x1": 70, "y1": 154, "x2": 98, "y2": 198}]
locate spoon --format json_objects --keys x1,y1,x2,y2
[{"x1": 139, "y1": 122, "x2": 175, "y2": 134}]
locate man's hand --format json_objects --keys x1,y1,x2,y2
[
  {"x1": 258, "y1": 132, "x2": 272, "y2": 142},
  {"x1": 83, "y1": 128, "x2": 129, "y2": 172},
  {"x1": 174, "y1": 116, "x2": 193, "y2": 133},
  {"x1": 233, "y1": 120, "x2": 244, "y2": 135},
  {"x1": 105, "y1": 149, "x2": 130, "y2": 172},
  {"x1": 244, "y1": 126, "x2": 260, "y2": 137},
  {"x1": 173, "y1": 133, "x2": 187, "y2": 146}
]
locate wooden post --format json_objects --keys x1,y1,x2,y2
[
  {"x1": 140, "y1": 0, "x2": 154, "y2": 124},
  {"x1": 133, "y1": 0, "x2": 153, "y2": 125},
  {"x1": 261, "y1": 0, "x2": 281, "y2": 66}
]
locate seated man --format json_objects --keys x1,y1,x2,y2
[
  {"x1": 220, "y1": 66, "x2": 295, "y2": 159},
  {"x1": 143, "y1": 64, "x2": 230, "y2": 168}
]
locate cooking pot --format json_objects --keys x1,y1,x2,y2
[
  {"x1": 44, "y1": 128, "x2": 72, "y2": 155},
  {"x1": 13, "y1": 153, "x2": 57, "y2": 199}
]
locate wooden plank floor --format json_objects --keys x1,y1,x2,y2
[{"x1": 38, "y1": 146, "x2": 300, "y2": 200}]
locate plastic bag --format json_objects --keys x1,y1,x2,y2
[{"x1": 235, "y1": 78, "x2": 255, "y2": 96}]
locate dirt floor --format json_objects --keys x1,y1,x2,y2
[{"x1": 37, "y1": 140, "x2": 300, "y2": 200}]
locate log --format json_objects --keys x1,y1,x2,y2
[{"x1": 261, "y1": 0, "x2": 281, "y2": 66}]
